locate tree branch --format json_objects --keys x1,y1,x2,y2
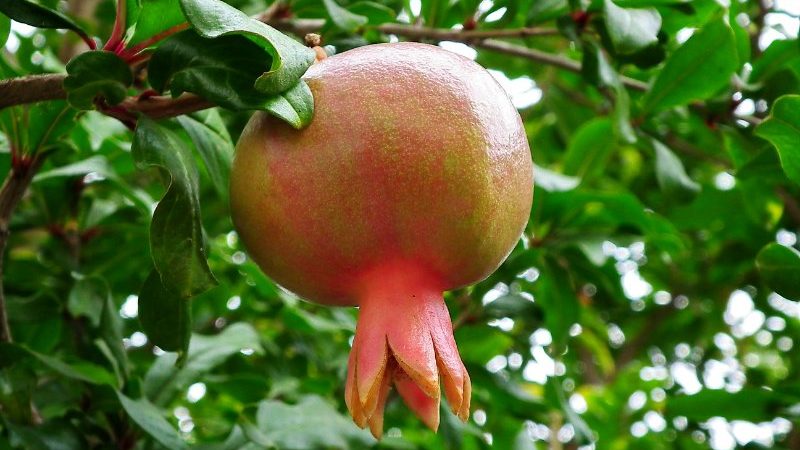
[
  {"x1": 0, "y1": 74, "x2": 69, "y2": 109},
  {"x1": 0, "y1": 19, "x2": 647, "y2": 118},
  {"x1": 0, "y1": 155, "x2": 46, "y2": 343}
]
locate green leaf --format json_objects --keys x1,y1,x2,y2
[
  {"x1": 260, "y1": 80, "x2": 315, "y2": 129},
  {"x1": 148, "y1": 31, "x2": 315, "y2": 129},
  {"x1": 536, "y1": 260, "x2": 579, "y2": 346},
  {"x1": 604, "y1": 0, "x2": 661, "y2": 55},
  {"x1": 0, "y1": 0, "x2": 92, "y2": 44},
  {"x1": 0, "y1": 343, "x2": 116, "y2": 386},
  {"x1": 33, "y1": 155, "x2": 154, "y2": 214},
  {"x1": 138, "y1": 269, "x2": 192, "y2": 354},
  {"x1": 667, "y1": 388, "x2": 783, "y2": 422},
  {"x1": 545, "y1": 377, "x2": 594, "y2": 445},
  {"x1": 132, "y1": 117, "x2": 217, "y2": 297},
  {"x1": 256, "y1": 396, "x2": 375, "y2": 449},
  {"x1": 66, "y1": 277, "x2": 107, "y2": 327},
  {"x1": 562, "y1": 118, "x2": 616, "y2": 182},
  {"x1": 5, "y1": 420, "x2": 84, "y2": 450},
  {"x1": 756, "y1": 243, "x2": 800, "y2": 300},
  {"x1": 483, "y1": 294, "x2": 537, "y2": 319},
  {"x1": 755, "y1": 95, "x2": 800, "y2": 184},
  {"x1": 534, "y1": 164, "x2": 580, "y2": 192},
  {"x1": 642, "y1": 18, "x2": 738, "y2": 112},
  {"x1": 116, "y1": 391, "x2": 189, "y2": 450},
  {"x1": 64, "y1": 51, "x2": 132, "y2": 110},
  {"x1": 323, "y1": 0, "x2": 368, "y2": 32},
  {"x1": 143, "y1": 322, "x2": 263, "y2": 405},
  {"x1": 0, "y1": 101, "x2": 76, "y2": 155},
  {"x1": 348, "y1": 2, "x2": 396, "y2": 25},
  {"x1": 179, "y1": 0, "x2": 315, "y2": 95},
  {"x1": 176, "y1": 110, "x2": 233, "y2": 199},
  {"x1": 0, "y1": 14, "x2": 10, "y2": 47},
  {"x1": 125, "y1": 0, "x2": 186, "y2": 46},
  {"x1": 581, "y1": 43, "x2": 636, "y2": 143},
  {"x1": 99, "y1": 290, "x2": 129, "y2": 381},
  {"x1": 750, "y1": 39, "x2": 800, "y2": 82},
  {"x1": 653, "y1": 140, "x2": 700, "y2": 194}
]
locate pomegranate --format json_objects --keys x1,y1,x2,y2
[{"x1": 230, "y1": 42, "x2": 533, "y2": 437}]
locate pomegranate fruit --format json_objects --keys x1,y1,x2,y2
[{"x1": 230, "y1": 42, "x2": 533, "y2": 437}]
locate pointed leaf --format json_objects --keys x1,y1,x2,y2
[
  {"x1": 756, "y1": 243, "x2": 800, "y2": 300},
  {"x1": 177, "y1": 110, "x2": 233, "y2": 199},
  {"x1": 755, "y1": 95, "x2": 800, "y2": 185},
  {"x1": 132, "y1": 117, "x2": 217, "y2": 297},
  {"x1": 143, "y1": 322, "x2": 263, "y2": 405},
  {"x1": 642, "y1": 18, "x2": 737, "y2": 112},
  {"x1": 653, "y1": 140, "x2": 700, "y2": 194},
  {"x1": 323, "y1": 0, "x2": 368, "y2": 32},
  {"x1": 0, "y1": 0, "x2": 92, "y2": 44},
  {"x1": 117, "y1": 391, "x2": 189, "y2": 450},
  {"x1": 604, "y1": 0, "x2": 661, "y2": 55}
]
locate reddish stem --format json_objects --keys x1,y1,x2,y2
[
  {"x1": 78, "y1": 32, "x2": 97, "y2": 50},
  {"x1": 118, "y1": 23, "x2": 189, "y2": 61},
  {"x1": 103, "y1": 0, "x2": 128, "y2": 51}
]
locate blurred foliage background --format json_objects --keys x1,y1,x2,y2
[{"x1": 1, "y1": 0, "x2": 800, "y2": 449}]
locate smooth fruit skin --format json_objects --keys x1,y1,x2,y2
[{"x1": 231, "y1": 42, "x2": 533, "y2": 436}]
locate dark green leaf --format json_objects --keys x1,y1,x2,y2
[
  {"x1": 64, "y1": 51, "x2": 133, "y2": 110},
  {"x1": 483, "y1": 294, "x2": 537, "y2": 319},
  {"x1": 5, "y1": 420, "x2": 84, "y2": 450},
  {"x1": 755, "y1": 95, "x2": 800, "y2": 184},
  {"x1": 603, "y1": 0, "x2": 661, "y2": 55},
  {"x1": 149, "y1": 31, "x2": 315, "y2": 128},
  {"x1": 177, "y1": 110, "x2": 233, "y2": 199},
  {"x1": 0, "y1": 0, "x2": 91, "y2": 43},
  {"x1": 117, "y1": 391, "x2": 189, "y2": 450},
  {"x1": 756, "y1": 243, "x2": 800, "y2": 300},
  {"x1": 256, "y1": 395, "x2": 375, "y2": 449},
  {"x1": 179, "y1": 0, "x2": 315, "y2": 95},
  {"x1": 132, "y1": 117, "x2": 217, "y2": 297},
  {"x1": 138, "y1": 269, "x2": 192, "y2": 353},
  {"x1": 642, "y1": 18, "x2": 737, "y2": 112},
  {"x1": 323, "y1": 0, "x2": 369, "y2": 32}
]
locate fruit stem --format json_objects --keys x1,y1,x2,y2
[{"x1": 304, "y1": 33, "x2": 327, "y2": 62}]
